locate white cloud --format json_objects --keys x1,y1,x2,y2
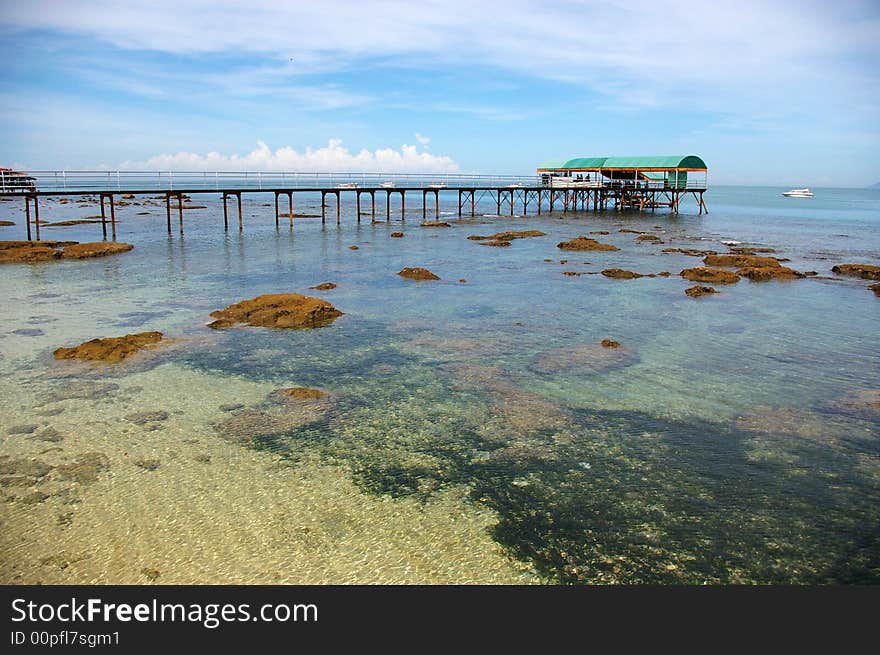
[
  {"x1": 414, "y1": 133, "x2": 430, "y2": 146},
  {"x1": 118, "y1": 140, "x2": 460, "y2": 173}
]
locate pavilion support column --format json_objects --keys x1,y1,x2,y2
[
  {"x1": 371, "y1": 191, "x2": 376, "y2": 222},
  {"x1": 165, "y1": 193, "x2": 172, "y2": 233},
  {"x1": 434, "y1": 190, "x2": 439, "y2": 219},
  {"x1": 458, "y1": 190, "x2": 462, "y2": 217},
  {"x1": 400, "y1": 191, "x2": 405, "y2": 221},
  {"x1": 109, "y1": 194, "x2": 117, "y2": 240},
  {"x1": 422, "y1": 191, "x2": 427, "y2": 221},
  {"x1": 336, "y1": 191, "x2": 340, "y2": 225},
  {"x1": 237, "y1": 193, "x2": 243, "y2": 230},
  {"x1": 386, "y1": 191, "x2": 391, "y2": 221},
  {"x1": 289, "y1": 192, "x2": 294, "y2": 226},
  {"x1": 537, "y1": 189, "x2": 542, "y2": 215},
  {"x1": 33, "y1": 196, "x2": 40, "y2": 241},
  {"x1": 471, "y1": 190, "x2": 475, "y2": 217},
  {"x1": 496, "y1": 191, "x2": 501, "y2": 216},
  {"x1": 222, "y1": 193, "x2": 229, "y2": 230},
  {"x1": 356, "y1": 191, "x2": 362, "y2": 223},
  {"x1": 177, "y1": 192, "x2": 184, "y2": 234},
  {"x1": 321, "y1": 192, "x2": 326, "y2": 224},
  {"x1": 274, "y1": 192, "x2": 280, "y2": 227}
]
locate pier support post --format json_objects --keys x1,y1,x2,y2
[
  {"x1": 109, "y1": 194, "x2": 116, "y2": 239},
  {"x1": 100, "y1": 194, "x2": 108, "y2": 239},
  {"x1": 537, "y1": 190, "x2": 542, "y2": 215},
  {"x1": 274, "y1": 192, "x2": 280, "y2": 227},
  {"x1": 422, "y1": 190, "x2": 426, "y2": 221},
  {"x1": 386, "y1": 191, "x2": 390, "y2": 221},
  {"x1": 336, "y1": 191, "x2": 341, "y2": 224},
  {"x1": 24, "y1": 195, "x2": 32, "y2": 241},
  {"x1": 471, "y1": 190, "x2": 475, "y2": 217},
  {"x1": 356, "y1": 191, "x2": 361, "y2": 223},
  {"x1": 435, "y1": 190, "x2": 439, "y2": 219},
  {"x1": 458, "y1": 190, "x2": 462, "y2": 217},
  {"x1": 33, "y1": 195, "x2": 40, "y2": 241},
  {"x1": 237, "y1": 192, "x2": 243, "y2": 230},
  {"x1": 321, "y1": 192, "x2": 326, "y2": 224},
  {"x1": 222, "y1": 193, "x2": 229, "y2": 230},
  {"x1": 177, "y1": 192, "x2": 184, "y2": 234},
  {"x1": 400, "y1": 191, "x2": 405, "y2": 221},
  {"x1": 371, "y1": 191, "x2": 376, "y2": 222},
  {"x1": 288, "y1": 192, "x2": 294, "y2": 226},
  {"x1": 165, "y1": 193, "x2": 172, "y2": 233}
]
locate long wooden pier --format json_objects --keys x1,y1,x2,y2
[{"x1": 1, "y1": 174, "x2": 707, "y2": 241}]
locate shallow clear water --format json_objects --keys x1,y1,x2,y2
[{"x1": 1, "y1": 185, "x2": 878, "y2": 584}]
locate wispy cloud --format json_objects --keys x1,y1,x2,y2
[{"x1": 119, "y1": 139, "x2": 460, "y2": 173}]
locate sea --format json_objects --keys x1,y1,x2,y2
[{"x1": 0, "y1": 184, "x2": 878, "y2": 584}]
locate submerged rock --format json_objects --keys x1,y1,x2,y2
[
  {"x1": 309, "y1": 282, "x2": 337, "y2": 291},
  {"x1": 398, "y1": 267, "x2": 440, "y2": 281},
  {"x1": 635, "y1": 234, "x2": 663, "y2": 243},
  {"x1": 685, "y1": 285, "x2": 718, "y2": 298},
  {"x1": 54, "y1": 331, "x2": 164, "y2": 363},
  {"x1": 0, "y1": 244, "x2": 62, "y2": 263},
  {"x1": 472, "y1": 230, "x2": 545, "y2": 241},
  {"x1": 479, "y1": 240, "x2": 511, "y2": 247},
  {"x1": 208, "y1": 294, "x2": 343, "y2": 329},
  {"x1": 271, "y1": 387, "x2": 329, "y2": 401},
  {"x1": 55, "y1": 452, "x2": 110, "y2": 483},
  {"x1": 601, "y1": 268, "x2": 643, "y2": 279},
  {"x1": 532, "y1": 341, "x2": 638, "y2": 374},
  {"x1": 0, "y1": 220, "x2": 16, "y2": 226},
  {"x1": 661, "y1": 247, "x2": 717, "y2": 257},
  {"x1": 557, "y1": 236, "x2": 619, "y2": 252},
  {"x1": 823, "y1": 389, "x2": 880, "y2": 420},
  {"x1": 600, "y1": 339, "x2": 620, "y2": 348},
  {"x1": 390, "y1": 232, "x2": 404, "y2": 238},
  {"x1": 421, "y1": 221, "x2": 451, "y2": 227},
  {"x1": 680, "y1": 267, "x2": 740, "y2": 284},
  {"x1": 870, "y1": 282, "x2": 880, "y2": 297},
  {"x1": 728, "y1": 246, "x2": 776, "y2": 255},
  {"x1": 61, "y1": 242, "x2": 134, "y2": 259},
  {"x1": 125, "y1": 410, "x2": 169, "y2": 425},
  {"x1": 831, "y1": 263, "x2": 880, "y2": 281}
]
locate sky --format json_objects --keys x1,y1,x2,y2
[{"x1": 0, "y1": 0, "x2": 878, "y2": 186}]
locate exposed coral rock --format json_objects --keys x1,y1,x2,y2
[
  {"x1": 728, "y1": 246, "x2": 776, "y2": 255},
  {"x1": 823, "y1": 389, "x2": 880, "y2": 420},
  {"x1": 309, "y1": 282, "x2": 337, "y2": 291},
  {"x1": 557, "y1": 236, "x2": 619, "y2": 251},
  {"x1": 0, "y1": 244, "x2": 62, "y2": 263},
  {"x1": 601, "y1": 339, "x2": 620, "y2": 348},
  {"x1": 134, "y1": 458, "x2": 160, "y2": 471},
  {"x1": 421, "y1": 221, "x2": 451, "y2": 227},
  {"x1": 661, "y1": 247, "x2": 717, "y2": 257},
  {"x1": 680, "y1": 267, "x2": 741, "y2": 284},
  {"x1": 125, "y1": 411, "x2": 169, "y2": 425},
  {"x1": 870, "y1": 282, "x2": 880, "y2": 297},
  {"x1": 398, "y1": 267, "x2": 440, "y2": 281},
  {"x1": 61, "y1": 242, "x2": 134, "y2": 259},
  {"x1": 273, "y1": 387, "x2": 329, "y2": 401},
  {"x1": 685, "y1": 285, "x2": 718, "y2": 298},
  {"x1": 636, "y1": 234, "x2": 663, "y2": 243},
  {"x1": 831, "y1": 264, "x2": 880, "y2": 281},
  {"x1": 0, "y1": 220, "x2": 15, "y2": 226},
  {"x1": 208, "y1": 294, "x2": 343, "y2": 329},
  {"x1": 704, "y1": 254, "x2": 781, "y2": 268},
  {"x1": 601, "y1": 268, "x2": 643, "y2": 279},
  {"x1": 619, "y1": 229, "x2": 646, "y2": 234},
  {"x1": 348, "y1": 245, "x2": 359, "y2": 250},
  {"x1": 589, "y1": 230, "x2": 610, "y2": 235},
  {"x1": 479, "y1": 240, "x2": 511, "y2": 247},
  {"x1": 562, "y1": 271, "x2": 583, "y2": 276},
  {"x1": 54, "y1": 331, "x2": 164, "y2": 363},
  {"x1": 390, "y1": 232, "x2": 404, "y2": 238},
  {"x1": 55, "y1": 452, "x2": 110, "y2": 483},
  {"x1": 737, "y1": 266, "x2": 804, "y2": 281}
]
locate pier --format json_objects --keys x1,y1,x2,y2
[{"x1": 0, "y1": 156, "x2": 708, "y2": 241}]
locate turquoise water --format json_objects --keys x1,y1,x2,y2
[{"x1": 1, "y1": 185, "x2": 878, "y2": 584}]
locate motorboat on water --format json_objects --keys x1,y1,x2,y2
[{"x1": 783, "y1": 188, "x2": 813, "y2": 197}]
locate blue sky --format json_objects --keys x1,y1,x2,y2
[{"x1": 1, "y1": 0, "x2": 878, "y2": 186}]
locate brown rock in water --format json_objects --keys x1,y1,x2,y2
[
  {"x1": 309, "y1": 282, "x2": 337, "y2": 291},
  {"x1": 209, "y1": 294, "x2": 343, "y2": 329},
  {"x1": 61, "y1": 242, "x2": 134, "y2": 259},
  {"x1": 601, "y1": 268, "x2": 644, "y2": 279},
  {"x1": 54, "y1": 331, "x2": 164, "y2": 363},
  {"x1": 589, "y1": 230, "x2": 610, "y2": 235},
  {"x1": 661, "y1": 247, "x2": 717, "y2": 257},
  {"x1": 870, "y1": 282, "x2": 880, "y2": 297},
  {"x1": 738, "y1": 266, "x2": 804, "y2": 281},
  {"x1": 390, "y1": 232, "x2": 404, "y2": 238},
  {"x1": 831, "y1": 263, "x2": 880, "y2": 281},
  {"x1": 685, "y1": 285, "x2": 718, "y2": 298},
  {"x1": 55, "y1": 452, "x2": 110, "y2": 483},
  {"x1": 728, "y1": 246, "x2": 776, "y2": 255},
  {"x1": 479, "y1": 240, "x2": 511, "y2": 247},
  {"x1": 122, "y1": 194, "x2": 135, "y2": 199},
  {"x1": 348, "y1": 245, "x2": 359, "y2": 250},
  {"x1": 600, "y1": 339, "x2": 620, "y2": 348},
  {"x1": 483, "y1": 230, "x2": 545, "y2": 241},
  {"x1": 421, "y1": 221, "x2": 451, "y2": 227},
  {"x1": 680, "y1": 267, "x2": 740, "y2": 284},
  {"x1": 636, "y1": 234, "x2": 663, "y2": 243},
  {"x1": 0, "y1": 220, "x2": 15, "y2": 226},
  {"x1": 398, "y1": 267, "x2": 440, "y2": 281},
  {"x1": 619, "y1": 229, "x2": 646, "y2": 234},
  {"x1": 562, "y1": 271, "x2": 583, "y2": 276},
  {"x1": 0, "y1": 244, "x2": 62, "y2": 263},
  {"x1": 557, "y1": 236, "x2": 619, "y2": 251},
  {"x1": 703, "y1": 254, "x2": 781, "y2": 268},
  {"x1": 467, "y1": 235, "x2": 489, "y2": 240}
]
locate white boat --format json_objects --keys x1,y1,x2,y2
[
  {"x1": 380, "y1": 181, "x2": 395, "y2": 188},
  {"x1": 783, "y1": 188, "x2": 813, "y2": 197},
  {"x1": 428, "y1": 182, "x2": 447, "y2": 188},
  {"x1": 336, "y1": 182, "x2": 358, "y2": 189}
]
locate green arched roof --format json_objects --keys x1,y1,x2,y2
[{"x1": 546, "y1": 155, "x2": 707, "y2": 170}]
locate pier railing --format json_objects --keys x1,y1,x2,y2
[{"x1": 0, "y1": 170, "x2": 543, "y2": 193}]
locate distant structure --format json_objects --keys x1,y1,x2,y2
[
  {"x1": 537, "y1": 155, "x2": 708, "y2": 213},
  {"x1": 0, "y1": 167, "x2": 36, "y2": 192}
]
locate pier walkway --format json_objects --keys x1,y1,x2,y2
[{"x1": 0, "y1": 171, "x2": 708, "y2": 241}]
